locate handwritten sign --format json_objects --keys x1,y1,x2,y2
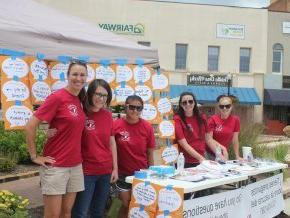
[
  {"x1": 4, "y1": 104, "x2": 33, "y2": 130},
  {"x1": 31, "y1": 81, "x2": 51, "y2": 102},
  {"x1": 128, "y1": 205, "x2": 153, "y2": 218},
  {"x1": 159, "y1": 120, "x2": 175, "y2": 139},
  {"x1": 116, "y1": 65, "x2": 133, "y2": 83},
  {"x1": 50, "y1": 63, "x2": 69, "y2": 80},
  {"x1": 157, "y1": 98, "x2": 172, "y2": 115},
  {"x1": 141, "y1": 103, "x2": 158, "y2": 121},
  {"x1": 152, "y1": 73, "x2": 169, "y2": 91},
  {"x1": 115, "y1": 85, "x2": 134, "y2": 103},
  {"x1": 160, "y1": 144, "x2": 179, "y2": 164},
  {"x1": 135, "y1": 85, "x2": 152, "y2": 102},
  {"x1": 132, "y1": 182, "x2": 157, "y2": 206},
  {"x1": 95, "y1": 65, "x2": 115, "y2": 84},
  {"x1": 134, "y1": 65, "x2": 151, "y2": 83},
  {"x1": 30, "y1": 59, "x2": 48, "y2": 80},
  {"x1": 1, "y1": 57, "x2": 29, "y2": 78},
  {"x1": 158, "y1": 188, "x2": 182, "y2": 212},
  {"x1": 2, "y1": 80, "x2": 30, "y2": 102}
]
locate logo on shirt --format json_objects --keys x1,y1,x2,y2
[
  {"x1": 120, "y1": 131, "x2": 130, "y2": 141},
  {"x1": 215, "y1": 124, "x2": 223, "y2": 132},
  {"x1": 68, "y1": 104, "x2": 78, "y2": 117},
  {"x1": 187, "y1": 124, "x2": 193, "y2": 132},
  {"x1": 85, "y1": 119, "x2": 95, "y2": 130}
]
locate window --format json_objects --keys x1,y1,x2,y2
[
  {"x1": 239, "y1": 48, "x2": 251, "y2": 72},
  {"x1": 175, "y1": 44, "x2": 188, "y2": 70},
  {"x1": 272, "y1": 43, "x2": 283, "y2": 73},
  {"x1": 208, "y1": 46, "x2": 219, "y2": 71},
  {"x1": 138, "y1": 41, "x2": 151, "y2": 47}
]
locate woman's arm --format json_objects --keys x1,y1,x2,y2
[
  {"x1": 178, "y1": 138, "x2": 205, "y2": 163},
  {"x1": 205, "y1": 132, "x2": 228, "y2": 160},
  {"x1": 110, "y1": 136, "x2": 118, "y2": 183},
  {"x1": 147, "y1": 148, "x2": 155, "y2": 166},
  {"x1": 232, "y1": 132, "x2": 242, "y2": 160},
  {"x1": 25, "y1": 116, "x2": 55, "y2": 167}
]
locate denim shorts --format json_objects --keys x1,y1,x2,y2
[{"x1": 115, "y1": 175, "x2": 132, "y2": 192}]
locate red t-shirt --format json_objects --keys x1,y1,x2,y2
[
  {"x1": 174, "y1": 114, "x2": 208, "y2": 164},
  {"x1": 207, "y1": 114, "x2": 240, "y2": 154},
  {"x1": 34, "y1": 88, "x2": 85, "y2": 167},
  {"x1": 114, "y1": 118, "x2": 156, "y2": 176},
  {"x1": 82, "y1": 109, "x2": 114, "y2": 175}
]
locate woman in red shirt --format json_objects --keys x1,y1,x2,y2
[
  {"x1": 26, "y1": 60, "x2": 87, "y2": 218},
  {"x1": 72, "y1": 79, "x2": 118, "y2": 218},
  {"x1": 174, "y1": 92, "x2": 222, "y2": 167},
  {"x1": 207, "y1": 95, "x2": 241, "y2": 160},
  {"x1": 114, "y1": 95, "x2": 156, "y2": 218}
]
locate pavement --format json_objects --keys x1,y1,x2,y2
[{"x1": 0, "y1": 173, "x2": 289, "y2": 217}]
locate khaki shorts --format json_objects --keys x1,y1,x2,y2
[{"x1": 40, "y1": 164, "x2": 84, "y2": 195}]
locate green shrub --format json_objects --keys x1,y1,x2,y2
[
  {"x1": 0, "y1": 190, "x2": 30, "y2": 218},
  {"x1": 229, "y1": 123, "x2": 265, "y2": 159},
  {"x1": 0, "y1": 156, "x2": 17, "y2": 172},
  {"x1": 0, "y1": 122, "x2": 46, "y2": 164}
]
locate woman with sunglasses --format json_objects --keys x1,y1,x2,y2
[
  {"x1": 114, "y1": 95, "x2": 156, "y2": 218},
  {"x1": 26, "y1": 61, "x2": 87, "y2": 218},
  {"x1": 72, "y1": 79, "x2": 118, "y2": 218},
  {"x1": 207, "y1": 95, "x2": 241, "y2": 160},
  {"x1": 174, "y1": 92, "x2": 220, "y2": 167}
]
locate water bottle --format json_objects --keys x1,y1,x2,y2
[
  {"x1": 177, "y1": 152, "x2": 185, "y2": 175},
  {"x1": 215, "y1": 146, "x2": 222, "y2": 162}
]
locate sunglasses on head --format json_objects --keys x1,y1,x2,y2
[
  {"x1": 95, "y1": 92, "x2": 108, "y2": 99},
  {"x1": 181, "y1": 100, "x2": 194, "y2": 106},
  {"x1": 127, "y1": 104, "x2": 143, "y2": 112},
  {"x1": 219, "y1": 104, "x2": 232, "y2": 109}
]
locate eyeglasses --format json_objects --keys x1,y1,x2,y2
[
  {"x1": 127, "y1": 104, "x2": 143, "y2": 112},
  {"x1": 95, "y1": 92, "x2": 108, "y2": 99},
  {"x1": 219, "y1": 104, "x2": 232, "y2": 109},
  {"x1": 181, "y1": 100, "x2": 194, "y2": 106}
]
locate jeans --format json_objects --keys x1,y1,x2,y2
[{"x1": 72, "y1": 174, "x2": 111, "y2": 218}]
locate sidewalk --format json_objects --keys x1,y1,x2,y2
[{"x1": 0, "y1": 173, "x2": 289, "y2": 216}]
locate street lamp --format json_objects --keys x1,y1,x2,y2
[{"x1": 226, "y1": 73, "x2": 231, "y2": 96}]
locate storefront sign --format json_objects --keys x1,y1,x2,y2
[
  {"x1": 98, "y1": 23, "x2": 144, "y2": 35},
  {"x1": 282, "y1": 75, "x2": 290, "y2": 88},
  {"x1": 187, "y1": 74, "x2": 231, "y2": 86},
  {"x1": 216, "y1": 23, "x2": 245, "y2": 39},
  {"x1": 282, "y1": 22, "x2": 290, "y2": 34}
]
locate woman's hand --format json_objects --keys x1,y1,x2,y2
[
  {"x1": 32, "y1": 156, "x2": 55, "y2": 167},
  {"x1": 110, "y1": 168, "x2": 118, "y2": 183},
  {"x1": 220, "y1": 146, "x2": 229, "y2": 160}
]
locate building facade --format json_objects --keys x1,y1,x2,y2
[
  {"x1": 264, "y1": 1, "x2": 290, "y2": 134},
  {"x1": 36, "y1": 0, "x2": 271, "y2": 125}
]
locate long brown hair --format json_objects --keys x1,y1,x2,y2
[{"x1": 177, "y1": 92, "x2": 205, "y2": 136}]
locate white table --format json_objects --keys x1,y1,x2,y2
[
  {"x1": 239, "y1": 162, "x2": 288, "y2": 177},
  {"x1": 126, "y1": 174, "x2": 248, "y2": 193}
]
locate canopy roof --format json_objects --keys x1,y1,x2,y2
[{"x1": 0, "y1": 0, "x2": 158, "y2": 64}]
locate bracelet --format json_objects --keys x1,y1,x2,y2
[{"x1": 30, "y1": 154, "x2": 37, "y2": 161}]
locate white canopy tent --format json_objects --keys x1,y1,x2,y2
[{"x1": 0, "y1": 0, "x2": 158, "y2": 64}]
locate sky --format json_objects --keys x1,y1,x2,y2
[{"x1": 152, "y1": 0, "x2": 270, "y2": 8}]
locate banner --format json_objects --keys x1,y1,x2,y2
[{"x1": 243, "y1": 173, "x2": 284, "y2": 218}]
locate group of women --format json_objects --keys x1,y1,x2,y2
[{"x1": 25, "y1": 60, "x2": 240, "y2": 218}]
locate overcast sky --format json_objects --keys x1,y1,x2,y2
[{"x1": 153, "y1": 0, "x2": 270, "y2": 8}]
